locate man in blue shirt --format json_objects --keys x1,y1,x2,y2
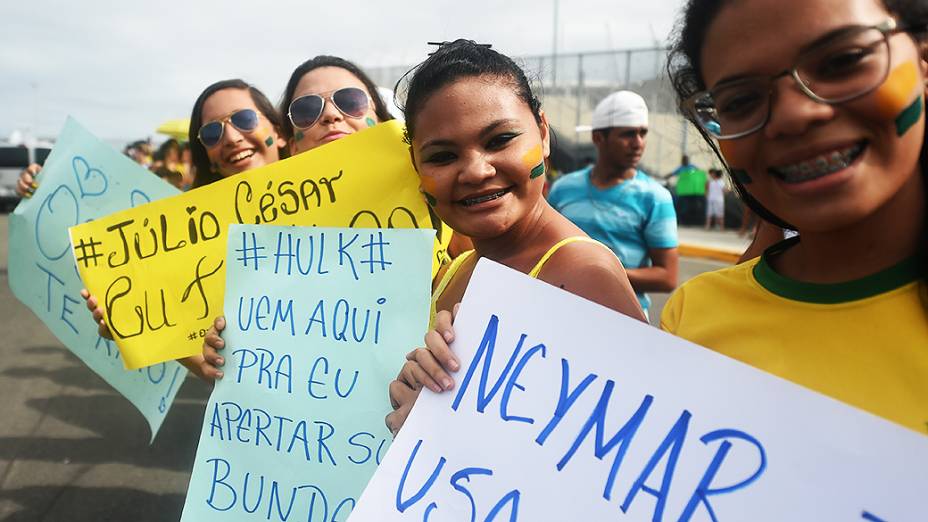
[{"x1": 548, "y1": 91, "x2": 679, "y2": 318}]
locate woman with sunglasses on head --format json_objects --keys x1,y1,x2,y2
[
  {"x1": 382, "y1": 40, "x2": 647, "y2": 434},
  {"x1": 659, "y1": 0, "x2": 928, "y2": 434},
  {"x1": 81, "y1": 79, "x2": 288, "y2": 380}
]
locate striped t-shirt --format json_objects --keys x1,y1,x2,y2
[{"x1": 548, "y1": 167, "x2": 678, "y2": 312}]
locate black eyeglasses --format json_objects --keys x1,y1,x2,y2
[
  {"x1": 287, "y1": 87, "x2": 371, "y2": 130},
  {"x1": 197, "y1": 109, "x2": 260, "y2": 149},
  {"x1": 685, "y1": 18, "x2": 906, "y2": 140}
]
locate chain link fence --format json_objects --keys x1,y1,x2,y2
[{"x1": 365, "y1": 47, "x2": 723, "y2": 178}]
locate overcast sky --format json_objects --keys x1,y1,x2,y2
[{"x1": 2, "y1": 0, "x2": 686, "y2": 143}]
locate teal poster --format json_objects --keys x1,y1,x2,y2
[
  {"x1": 7, "y1": 117, "x2": 187, "y2": 440},
  {"x1": 181, "y1": 225, "x2": 432, "y2": 522}
]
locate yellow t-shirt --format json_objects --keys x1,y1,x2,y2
[{"x1": 661, "y1": 240, "x2": 928, "y2": 435}]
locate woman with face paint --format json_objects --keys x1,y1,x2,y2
[
  {"x1": 382, "y1": 40, "x2": 647, "y2": 435},
  {"x1": 278, "y1": 56, "x2": 470, "y2": 255},
  {"x1": 197, "y1": 57, "x2": 467, "y2": 382},
  {"x1": 80, "y1": 79, "x2": 288, "y2": 381},
  {"x1": 188, "y1": 79, "x2": 288, "y2": 186},
  {"x1": 278, "y1": 56, "x2": 394, "y2": 155},
  {"x1": 660, "y1": 0, "x2": 928, "y2": 434},
  {"x1": 191, "y1": 62, "x2": 391, "y2": 382}
]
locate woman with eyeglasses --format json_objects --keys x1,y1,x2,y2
[
  {"x1": 659, "y1": 0, "x2": 928, "y2": 433},
  {"x1": 382, "y1": 40, "x2": 647, "y2": 434}
]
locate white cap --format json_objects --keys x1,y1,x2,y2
[{"x1": 588, "y1": 90, "x2": 649, "y2": 131}]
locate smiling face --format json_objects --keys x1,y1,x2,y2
[
  {"x1": 200, "y1": 88, "x2": 283, "y2": 177},
  {"x1": 288, "y1": 66, "x2": 378, "y2": 155},
  {"x1": 410, "y1": 75, "x2": 550, "y2": 240},
  {"x1": 702, "y1": 0, "x2": 927, "y2": 233}
]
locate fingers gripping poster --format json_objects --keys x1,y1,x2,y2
[
  {"x1": 69, "y1": 120, "x2": 447, "y2": 369},
  {"x1": 180, "y1": 225, "x2": 432, "y2": 522},
  {"x1": 8, "y1": 117, "x2": 187, "y2": 440}
]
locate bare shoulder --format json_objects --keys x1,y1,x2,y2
[{"x1": 536, "y1": 240, "x2": 645, "y2": 320}]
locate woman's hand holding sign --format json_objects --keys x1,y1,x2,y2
[
  {"x1": 387, "y1": 304, "x2": 461, "y2": 436},
  {"x1": 81, "y1": 289, "x2": 113, "y2": 339},
  {"x1": 198, "y1": 315, "x2": 227, "y2": 381},
  {"x1": 81, "y1": 288, "x2": 224, "y2": 383}
]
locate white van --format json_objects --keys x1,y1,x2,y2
[{"x1": 0, "y1": 145, "x2": 51, "y2": 212}]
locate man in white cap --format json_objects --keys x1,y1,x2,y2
[{"x1": 548, "y1": 90, "x2": 678, "y2": 320}]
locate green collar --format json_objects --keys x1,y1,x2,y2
[{"x1": 753, "y1": 237, "x2": 921, "y2": 304}]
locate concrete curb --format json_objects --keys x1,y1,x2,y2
[{"x1": 678, "y1": 242, "x2": 742, "y2": 264}]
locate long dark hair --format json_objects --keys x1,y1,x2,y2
[
  {"x1": 667, "y1": 0, "x2": 928, "y2": 290},
  {"x1": 189, "y1": 79, "x2": 284, "y2": 189},
  {"x1": 278, "y1": 56, "x2": 394, "y2": 144},
  {"x1": 397, "y1": 39, "x2": 543, "y2": 142}
]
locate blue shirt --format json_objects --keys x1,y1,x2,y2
[{"x1": 547, "y1": 166, "x2": 678, "y2": 313}]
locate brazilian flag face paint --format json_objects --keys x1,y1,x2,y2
[
  {"x1": 295, "y1": 130, "x2": 304, "y2": 142},
  {"x1": 420, "y1": 189, "x2": 437, "y2": 207},
  {"x1": 521, "y1": 144, "x2": 545, "y2": 179},
  {"x1": 893, "y1": 97, "x2": 923, "y2": 137},
  {"x1": 252, "y1": 124, "x2": 272, "y2": 147},
  {"x1": 365, "y1": 117, "x2": 376, "y2": 127},
  {"x1": 530, "y1": 162, "x2": 546, "y2": 179},
  {"x1": 874, "y1": 62, "x2": 923, "y2": 137}
]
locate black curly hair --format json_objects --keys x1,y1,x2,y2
[{"x1": 397, "y1": 39, "x2": 543, "y2": 143}]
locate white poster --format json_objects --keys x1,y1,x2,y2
[{"x1": 351, "y1": 259, "x2": 928, "y2": 521}]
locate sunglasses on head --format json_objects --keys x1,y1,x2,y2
[
  {"x1": 288, "y1": 87, "x2": 371, "y2": 131},
  {"x1": 197, "y1": 108, "x2": 260, "y2": 149}
]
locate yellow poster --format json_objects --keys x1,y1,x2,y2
[{"x1": 69, "y1": 121, "x2": 448, "y2": 369}]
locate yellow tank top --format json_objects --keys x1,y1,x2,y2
[{"x1": 429, "y1": 236, "x2": 604, "y2": 325}]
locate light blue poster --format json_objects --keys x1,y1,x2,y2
[
  {"x1": 181, "y1": 225, "x2": 433, "y2": 522},
  {"x1": 7, "y1": 117, "x2": 187, "y2": 440}
]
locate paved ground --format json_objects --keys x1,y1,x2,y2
[
  {"x1": 676, "y1": 225, "x2": 754, "y2": 263},
  {"x1": 0, "y1": 213, "x2": 730, "y2": 521}
]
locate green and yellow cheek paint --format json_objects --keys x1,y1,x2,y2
[
  {"x1": 521, "y1": 144, "x2": 545, "y2": 179},
  {"x1": 365, "y1": 117, "x2": 376, "y2": 127},
  {"x1": 419, "y1": 177, "x2": 438, "y2": 207},
  {"x1": 294, "y1": 130, "x2": 305, "y2": 142},
  {"x1": 252, "y1": 124, "x2": 276, "y2": 147},
  {"x1": 874, "y1": 61, "x2": 924, "y2": 136}
]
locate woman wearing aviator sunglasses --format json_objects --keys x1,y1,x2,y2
[
  {"x1": 80, "y1": 79, "x2": 288, "y2": 381},
  {"x1": 196, "y1": 57, "x2": 471, "y2": 382},
  {"x1": 278, "y1": 55, "x2": 395, "y2": 155},
  {"x1": 660, "y1": 0, "x2": 928, "y2": 434},
  {"x1": 189, "y1": 79, "x2": 287, "y2": 187}
]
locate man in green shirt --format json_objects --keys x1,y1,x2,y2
[{"x1": 671, "y1": 155, "x2": 707, "y2": 226}]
